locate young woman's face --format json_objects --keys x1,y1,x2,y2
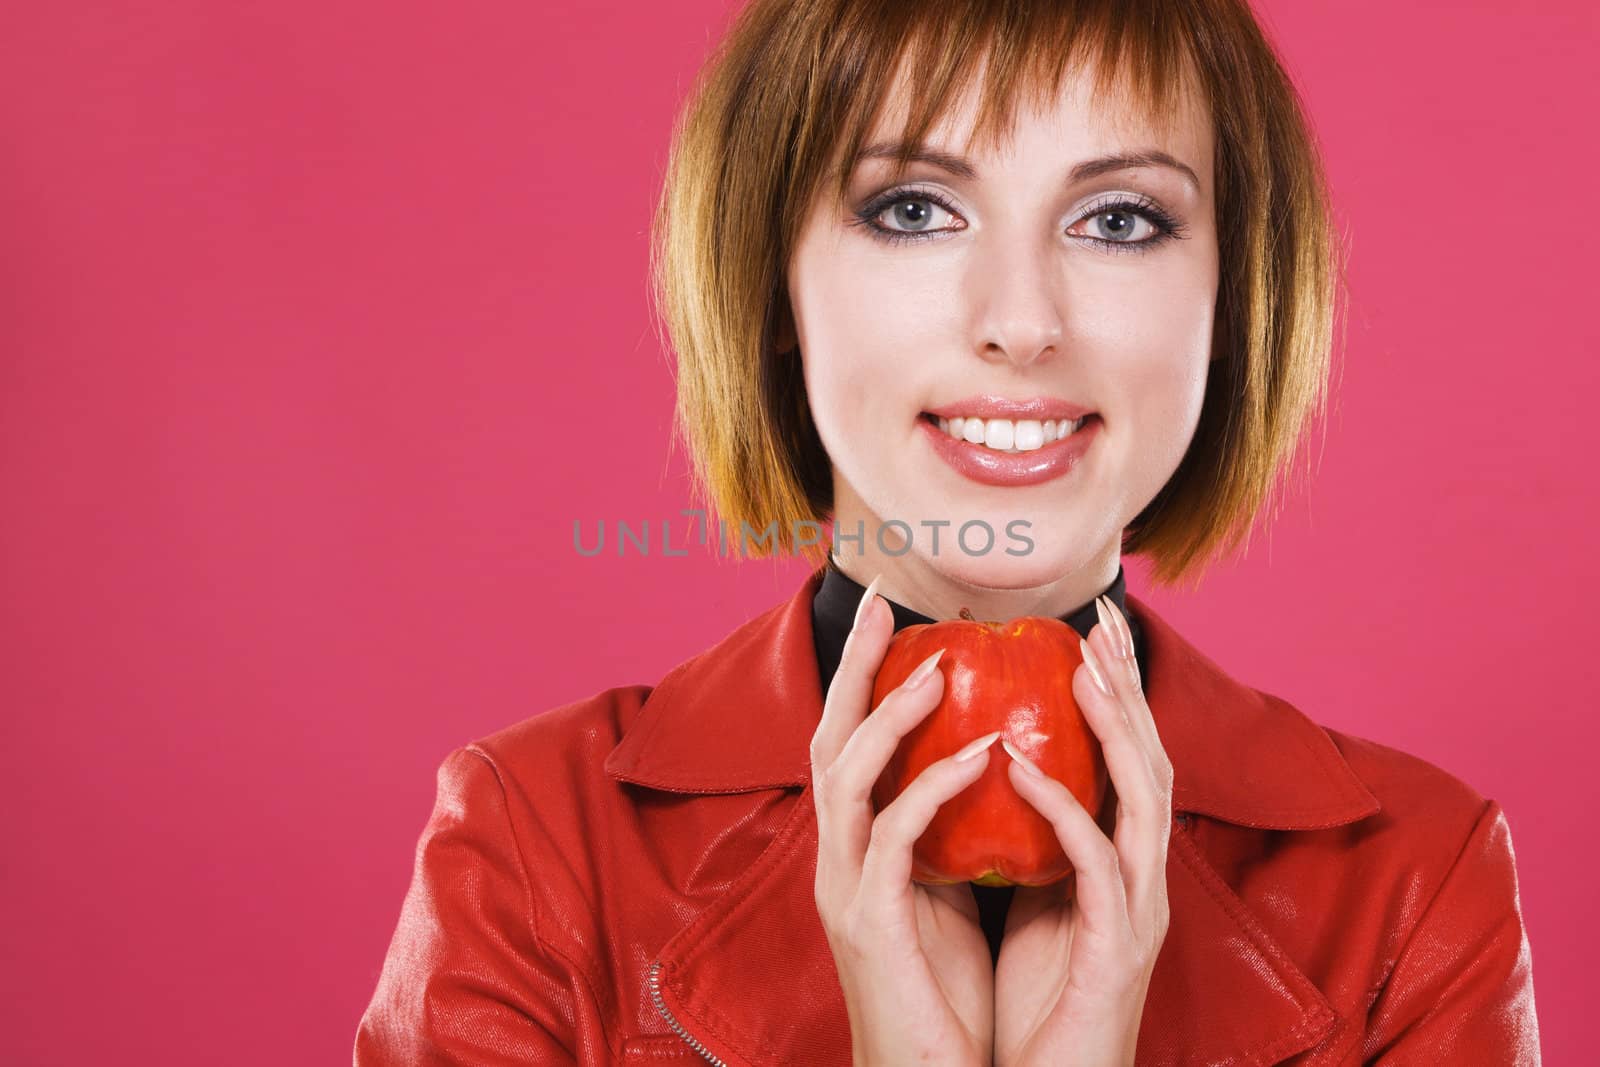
[{"x1": 786, "y1": 56, "x2": 1218, "y2": 608}]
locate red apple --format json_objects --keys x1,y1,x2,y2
[{"x1": 869, "y1": 607, "x2": 1108, "y2": 887}]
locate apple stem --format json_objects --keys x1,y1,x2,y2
[{"x1": 959, "y1": 607, "x2": 976, "y2": 621}]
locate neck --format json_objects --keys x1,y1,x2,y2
[{"x1": 826, "y1": 539, "x2": 1122, "y2": 623}]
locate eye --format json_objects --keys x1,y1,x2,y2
[
  {"x1": 877, "y1": 196, "x2": 958, "y2": 234},
  {"x1": 851, "y1": 187, "x2": 966, "y2": 245},
  {"x1": 1067, "y1": 195, "x2": 1187, "y2": 254},
  {"x1": 850, "y1": 188, "x2": 1187, "y2": 253},
  {"x1": 1072, "y1": 208, "x2": 1158, "y2": 243}
]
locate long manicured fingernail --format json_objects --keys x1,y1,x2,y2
[
  {"x1": 853, "y1": 574, "x2": 882, "y2": 630},
  {"x1": 903, "y1": 648, "x2": 945, "y2": 690},
  {"x1": 954, "y1": 729, "x2": 1002, "y2": 762},
  {"x1": 1108, "y1": 596, "x2": 1133, "y2": 660},
  {"x1": 1080, "y1": 638, "x2": 1112, "y2": 697},
  {"x1": 1001, "y1": 737, "x2": 1044, "y2": 778},
  {"x1": 1096, "y1": 596, "x2": 1129, "y2": 660}
]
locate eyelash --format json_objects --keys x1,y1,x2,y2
[{"x1": 849, "y1": 186, "x2": 1188, "y2": 254}]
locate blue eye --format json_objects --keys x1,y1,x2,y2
[
  {"x1": 1082, "y1": 208, "x2": 1158, "y2": 243},
  {"x1": 1071, "y1": 197, "x2": 1188, "y2": 252},
  {"x1": 852, "y1": 187, "x2": 965, "y2": 244},
  {"x1": 868, "y1": 193, "x2": 963, "y2": 239},
  {"x1": 850, "y1": 187, "x2": 1188, "y2": 254}
]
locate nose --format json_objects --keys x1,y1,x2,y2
[{"x1": 968, "y1": 232, "x2": 1066, "y2": 368}]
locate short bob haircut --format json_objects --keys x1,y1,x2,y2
[{"x1": 651, "y1": 0, "x2": 1347, "y2": 590}]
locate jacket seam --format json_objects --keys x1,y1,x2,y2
[
  {"x1": 461, "y1": 744, "x2": 624, "y2": 1065},
  {"x1": 652, "y1": 786, "x2": 826, "y2": 1066},
  {"x1": 1363, "y1": 795, "x2": 1497, "y2": 1011},
  {"x1": 1171, "y1": 831, "x2": 1335, "y2": 1064}
]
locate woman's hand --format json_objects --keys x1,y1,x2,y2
[
  {"x1": 810, "y1": 576, "x2": 998, "y2": 1067},
  {"x1": 992, "y1": 596, "x2": 1174, "y2": 1067}
]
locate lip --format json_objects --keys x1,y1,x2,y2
[
  {"x1": 920, "y1": 412, "x2": 1101, "y2": 488},
  {"x1": 924, "y1": 395, "x2": 1094, "y2": 422}
]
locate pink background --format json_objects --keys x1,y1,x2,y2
[{"x1": 1, "y1": 1, "x2": 1593, "y2": 1062}]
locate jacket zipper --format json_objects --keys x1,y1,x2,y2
[{"x1": 648, "y1": 958, "x2": 726, "y2": 1065}]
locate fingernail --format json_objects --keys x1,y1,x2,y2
[
  {"x1": 1001, "y1": 737, "x2": 1044, "y2": 778},
  {"x1": 1080, "y1": 638, "x2": 1112, "y2": 697},
  {"x1": 853, "y1": 574, "x2": 882, "y2": 630},
  {"x1": 1096, "y1": 596, "x2": 1129, "y2": 661},
  {"x1": 1109, "y1": 596, "x2": 1133, "y2": 660},
  {"x1": 954, "y1": 729, "x2": 1002, "y2": 762},
  {"x1": 903, "y1": 647, "x2": 945, "y2": 690}
]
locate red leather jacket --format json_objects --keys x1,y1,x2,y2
[{"x1": 355, "y1": 568, "x2": 1541, "y2": 1065}]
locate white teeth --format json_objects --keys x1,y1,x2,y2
[
  {"x1": 935, "y1": 414, "x2": 1087, "y2": 451},
  {"x1": 984, "y1": 419, "x2": 1015, "y2": 450},
  {"x1": 1013, "y1": 420, "x2": 1044, "y2": 451}
]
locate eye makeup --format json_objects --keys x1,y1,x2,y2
[{"x1": 847, "y1": 184, "x2": 1190, "y2": 255}]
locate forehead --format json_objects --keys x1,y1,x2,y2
[{"x1": 845, "y1": 46, "x2": 1211, "y2": 182}]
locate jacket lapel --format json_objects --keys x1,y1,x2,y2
[
  {"x1": 1137, "y1": 829, "x2": 1339, "y2": 1064},
  {"x1": 608, "y1": 567, "x2": 1382, "y2": 1065}
]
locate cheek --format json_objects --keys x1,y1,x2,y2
[
  {"x1": 794, "y1": 251, "x2": 959, "y2": 412},
  {"x1": 1086, "y1": 272, "x2": 1214, "y2": 419},
  {"x1": 1111, "y1": 312, "x2": 1213, "y2": 481},
  {"x1": 817, "y1": 257, "x2": 954, "y2": 349}
]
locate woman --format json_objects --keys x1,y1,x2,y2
[{"x1": 355, "y1": 1, "x2": 1540, "y2": 1063}]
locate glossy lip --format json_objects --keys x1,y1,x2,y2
[
  {"x1": 924, "y1": 395, "x2": 1094, "y2": 422},
  {"x1": 920, "y1": 412, "x2": 1101, "y2": 487}
]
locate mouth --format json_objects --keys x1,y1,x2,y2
[
  {"x1": 918, "y1": 411, "x2": 1099, "y2": 454},
  {"x1": 917, "y1": 410, "x2": 1102, "y2": 488}
]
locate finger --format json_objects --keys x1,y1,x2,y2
[
  {"x1": 809, "y1": 574, "x2": 886, "y2": 773},
  {"x1": 1093, "y1": 597, "x2": 1154, "y2": 749},
  {"x1": 858, "y1": 731, "x2": 1001, "y2": 910},
  {"x1": 1095, "y1": 595, "x2": 1138, "y2": 689},
  {"x1": 1085, "y1": 614, "x2": 1154, "y2": 767},
  {"x1": 1075, "y1": 636, "x2": 1171, "y2": 907},
  {"x1": 1097, "y1": 597, "x2": 1167, "y2": 768},
  {"x1": 818, "y1": 648, "x2": 949, "y2": 884},
  {"x1": 1076, "y1": 636, "x2": 1166, "y2": 833},
  {"x1": 1094, "y1": 599, "x2": 1176, "y2": 842},
  {"x1": 1002, "y1": 742, "x2": 1133, "y2": 939},
  {"x1": 1088, "y1": 601, "x2": 1172, "y2": 806}
]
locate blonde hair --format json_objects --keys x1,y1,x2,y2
[{"x1": 650, "y1": 0, "x2": 1347, "y2": 590}]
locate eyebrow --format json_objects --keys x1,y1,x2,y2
[{"x1": 850, "y1": 141, "x2": 1203, "y2": 193}]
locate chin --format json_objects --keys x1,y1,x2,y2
[{"x1": 916, "y1": 545, "x2": 1087, "y2": 595}]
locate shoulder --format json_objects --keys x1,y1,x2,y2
[
  {"x1": 414, "y1": 683, "x2": 655, "y2": 853},
  {"x1": 440, "y1": 683, "x2": 656, "y2": 858},
  {"x1": 1320, "y1": 723, "x2": 1496, "y2": 855},
  {"x1": 1199, "y1": 702, "x2": 1524, "y2": 1018},
  {"x1": 418, "y1": 686, "x2": 659, "y2": 956},
  {"x1": 468, "y1": 683, "x2": 653, "y2": 785},
  {"x1": 1288, "y1": 721, "x2": 1512, "y2": 963},
  {"x1": 1311, "y1": 726, "x2": 1536, "y2": 1055}
]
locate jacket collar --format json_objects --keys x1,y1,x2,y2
[{"x1": 604, "y1": 565, "x2": 1380, "y2": 830}]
